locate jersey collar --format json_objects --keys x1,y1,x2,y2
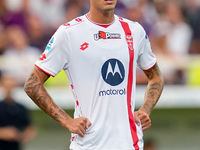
[{"x1": 85, "y1": 14, "x2": 115, "y2": 28}]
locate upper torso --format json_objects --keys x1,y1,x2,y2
[{"x1": 35, "y1": 14, "x2": 156, "y2": 150}]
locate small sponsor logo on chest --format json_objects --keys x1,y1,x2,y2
[{"x1": 94, "y1": 31, "x2": 121, "y2": 41}]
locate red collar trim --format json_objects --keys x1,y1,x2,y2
[{"x1": 85, "y1": 14, "x2": 115, "y2": 28}]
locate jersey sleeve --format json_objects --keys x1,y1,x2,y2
[
  {"x1": 137, "y1": 23, "x2": 156, "y2": 70},
  {"x1": 35, "y1": 25, "x2": 70, "y2": 77}
]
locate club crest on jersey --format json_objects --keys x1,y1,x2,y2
[
  {"x1": 45, "y1": 37, "x2": 55, "y2": 51},
  {"x1": 94, "y1": 31, "x2": 121, "y2": 41},
  {"x1": 126, "y1": 35, "x2": 133, "y2": 50}
]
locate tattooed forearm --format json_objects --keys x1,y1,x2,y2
[
  {"x1": 147, "y1": 81, "x2": 163, "y2": 98},
  {"x1": 142, "y1": 63, "x2": 164, "y2": 115},
  {"x1": 144, "y1": 81, "x2": 163, "y2": 113},
  {"x1": 145, "y1": 64, "x2": 160, "y2": 80},
  {"x1": 24, "y1": 67, "x2": 71, "y2": 125},
  {"x1": 50, "y1": 103, "x2": 66, "y2": 120},
  {"x1": 24, "y1": 73, "x2": 48, "y2": 111},
  {"x1": 59, "y1": 109, "x2": 70, "y2": 119}
]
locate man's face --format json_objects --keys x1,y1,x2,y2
[{"x1": 90, "y1": 0, "x2": 117, "y2": 12}]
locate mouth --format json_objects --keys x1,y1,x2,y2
[{"x1": 105, "y1": 0, "x2": 114, "y2": 3}]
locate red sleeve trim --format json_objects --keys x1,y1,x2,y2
[
  {"x1": 143, "y1": 62, "x2": 157, "y2": 71},
  {"x1": 35, "y1": 64, "x2": 55, "y2": 77}
]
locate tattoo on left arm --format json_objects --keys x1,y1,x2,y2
[
  {"x1": 24, "y1": 67, "x2": 71, "y2": 125},
  {"x1": 143, "y1": 63, "x2": 164, "y2": 115}
]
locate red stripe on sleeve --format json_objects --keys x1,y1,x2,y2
[
  {"x1": 143, "y1": 62, "x2": 157, "y2": 71},
  {"x1": 35, "y1": 64, "x2": 55, "y2": 77}
]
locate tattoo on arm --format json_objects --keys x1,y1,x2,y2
[
  {"x1": 145, "y1": 64, "x2": 160, "y2": 80},
  {"x1": 143, "y1": 63, "x2": 164, "y2": 114},
  {"x1": 24, "y1": 71, "x2": 48, "y2": 111},
  {"x1": 24, "y1": 67, "x2": 70, "y2": 123}
]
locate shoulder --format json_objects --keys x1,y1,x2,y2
[
  {"x1": 116, "y1": 15, "x2": 144, "y2": 32},
  {"x1": 60, "y1": 15, "x2": 86, "y2": 31},
  {"x1": 53, "y1": 15, "x2": 86, "y2": 38},
  {"x1": 116, "y1": 15, "x2": 140, "y2": 26},
  {"x1": 116, "y1": 15, "x2": 146, "y2": 37}
]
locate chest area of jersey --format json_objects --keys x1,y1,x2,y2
[
  {"x1": 71, "y1": 25, "x2": 128, "y2": 49},
  {"x1": 69, "y1": 24, "x2": 136, "y2": 59},
  {"x1": 70, "y1": 28, "x2": 129, "y2": 68},
  {"x1": 68, "y1": 26, "x2": 135, "y2": 85}
]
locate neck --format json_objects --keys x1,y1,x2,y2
[
  {"x1": 87, "y1": 8, "x2": 114, "y2": 24},
  {"x1": 4, "y1": 95, "x2": 14, "y2": 104}
]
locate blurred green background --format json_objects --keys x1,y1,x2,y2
[{"x1": 23, "y1": 108, "x2": 200, "y2": 150}]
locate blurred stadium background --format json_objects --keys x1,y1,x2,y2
[{"x1": 0, "y1": 0, "x2": 200, "y2": 150}]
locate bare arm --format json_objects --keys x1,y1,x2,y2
[
  {"x1": 24, "y1": 66, "x2": 91, "y2": 137},
  {"x1": 141, "y1": 63, "x2": 164, "y2": 115},
  {"x1": 135, "y1": 63, "x2": 164, "y2": 130},
  {"x1": 19, "y1": 126, "x2": 37, "y2": 143},
  {"x1": 0, "y1": 127, "x2": 19, "y2": 141}
]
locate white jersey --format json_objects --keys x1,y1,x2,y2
[{"x1": 35, "y1": 15, "x2": 156, "y2": 150}]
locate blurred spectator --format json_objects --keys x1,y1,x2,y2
[
  {"x1": 151, "y1": 0, "x2": 192, "y2": 56},
  {"x1": 165, "y1": 1, "x2": 192, "y2": 56},
  {"x1": 1, "y1": 25, "x2": 41, "y2": 86},
  {"x1": 126, "y1": 0, "x2": 158, "y2": 35},
  {"x1": 184, "y1": 0, "x2": 200, "y2": 54},
  {"x1": 0, "y1": 75, "x2": 36, "y2": 150},
  {"x1": 63, "y1": 0, "x2": 89, "y2": 22},
  {"x1": 0, "y1": 21, "x2": 7, "y2": 55},
  {"x1": 0, "y1": 0, "x2": 29, "y2": 32},
  {"x1": 114, "y1": 0, "x2": 127, "y2": 17},
  {"x1": 153, "y1": 0, "x2": 167, "y2": 15},
  {"x1": 28, "y1": 0, "x2": 67, "y2": 29},
  {"x1": 150, "y1": 0, "x2": 193, "y2": 84},
  {"x1": 27, "y1": 15, "x2": 51, "y2": 52}
]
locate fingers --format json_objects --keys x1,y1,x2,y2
[
  {"x1": 74, "y1": 117, "x2": 87, "y2": 137},
  {"x1": 138, "y1": 113, "x2": 151, "y2": 131},
  {"x1": 67, "y1": 117, "x2": 92, "y2": 137},
  {"x1": 134, "y1": 112, "x2": 141, "y2": 126},
  {"x1": 2, "y1": 127, "x2": 19, "y2": 141},
  {"x1": 86, "y1": 119, "x2": 92, "y2": 129},
  {"x1": 134, "y1": 111, "x2": 151, "y2": 131}
]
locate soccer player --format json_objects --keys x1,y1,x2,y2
[{"x1": 24, "y1": 0, "x2": 164, "y2": 149}]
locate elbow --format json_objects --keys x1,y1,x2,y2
[{"x1": 24, "y1": 80, "x2": 34, "y2": 98}]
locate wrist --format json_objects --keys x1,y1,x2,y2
[
  {"x1": 139, "y1": 107, "x2": 151, "y2": 116},
  {"x1": 61, "y1": 116, "x2": 73, "y2": 129}
]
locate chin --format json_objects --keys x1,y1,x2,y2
[{"x1": 103, "y1": 5, "x2": 116, "y2": 12}]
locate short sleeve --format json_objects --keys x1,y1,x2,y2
[
  {"x1": 137, "y1": 24, "x2": 156, "y2": 70},
  {"x1": 35, "y1": 25, "x2": 70, "y2": 77}
]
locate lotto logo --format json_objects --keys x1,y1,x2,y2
[{"x1": 80, "y1": 42, "x2": 89, "y2": 50}]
